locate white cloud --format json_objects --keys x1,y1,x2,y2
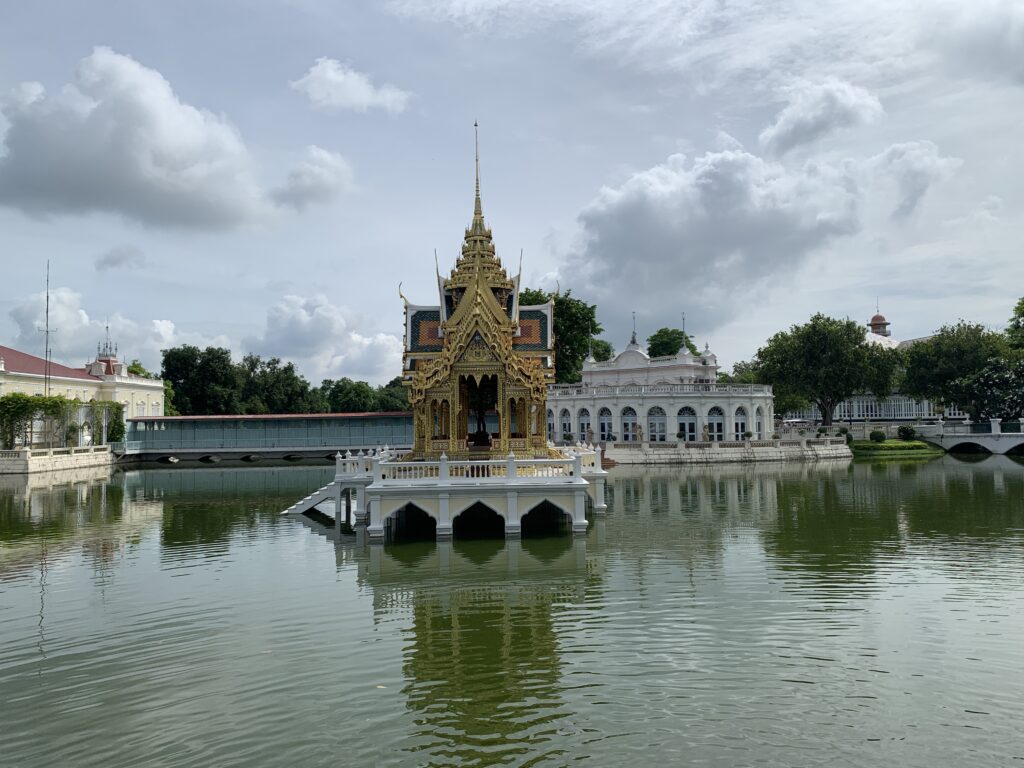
[
  {"x1": 561, "y1": 148, "x2": 862, "y2": 335},
  {"x1": 271, "y1": 145, "x2": 354, "y2": 210},
  {"x1": 95, "y1": 245, "x2": 146, "y2": 272},
  {"x1": 868, "y1": 140, "x2": 961, "y2": 219},
  {"x1": 244, "y1": 294, "x2": 403, "y2": 384},
  {"x1": 9, "y1": 288, "x2": 229, "y2": 371},
  {"x1": 936, "y1": 0, "x2": 1024, "y2": 85},
  {"x1": 759, "y1": 79, "x2": 883, "y2": 155},
  {"x1": 290, "y1": 58, "x2": 411, "y2": 113},
  {"x1": 0, "y1": 47, "x2": 351, "y2": 229}
]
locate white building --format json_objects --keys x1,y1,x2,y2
[{"x1": 546, "y1": 332, "x2": 776, "y2": 443}]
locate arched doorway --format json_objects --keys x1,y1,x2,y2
[
  {"x1": 387, "y1": 503, "x2": 437, "y2": 544},
  {"x1": 734, "y1": 406, "x2": 748, "y2": 441},
  {"x1": 461, "y1": 374, "x2": 498, "y2": 446},
  {"x1": 707, "y1": 407, "x2": 725, "y2": 441},
  {"x1": 647, "y1": 406, "x2": 667, "y2": 442},
  {"x1": 755, "y1": 406, "x2": 764, "y2": 439},
  {"x1": 546, "y1": 409, "x2": 555, "y2": 442},
  {"x1": 520, "y1": 501, "x2": 571, "y2": 538},
  {"x1": 453, "y1": 502, "x2": 505, "y2": 540},
  {"x1": 559, "y1": 409, "x2": 572, "y2": 443},
  {"x1": 578, "y1": 408, "x2": 591, "y2": 443},
  {"x1": 598, "y1": 407, "x2": 613, "y2": 441},
  {"x1": 677, "y1": 406, "x2": 697, "y2": 441},
  {"x1": 622, "y1": 407, "x2": 638, "y2": 441}
]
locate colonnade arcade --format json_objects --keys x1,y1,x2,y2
[{"x1": 549, "y1": 403, "x2": 769, "y2": 443}]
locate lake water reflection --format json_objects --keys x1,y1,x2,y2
[{"x1": 2, "y1": 456, "x2": 1023, "y2": 767}]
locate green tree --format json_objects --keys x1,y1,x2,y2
[
  {"x1": 374, "y1": 376, "x2": 410, "y2": 411},
  {"x1": 324, "y1": 377, "x2": 378, "y2": 413},
  {"x1": 127, "y1": 359, "x2": 155, "y2": 377},
  {"x1": 161, "y1": 345, "x2": 241, "y2": 415},
  {"x1": 237, "y1": 355, "x2": 316, "y2": 414},
  {"x1": 953, "y1": 357, "x2": 1024, "y2": 420},
  {"x1": 591, "y1": 339, "x2": 615, "y2": 362},
  {"x1": 1007, "y1": 296, "x2": 1024, "y2": 351},
  {"x1": 163, "y1": 381, "x2": 180, "y2": 416},
  {"x1": 717, "y1": 360, "x2": 759, "y2": 384},
  {"x1": 902, "y1": 321, "x2": 1009, "y2": 417},
  {"x1": 755, "y1": 314, "x2": 899, "y2": 426},
  {"x1": 646, "y1": 327, "x2": 699, "y2": 357},
  {"x1": 519, "y1": 288, "x2": 602, "y2": 384}
]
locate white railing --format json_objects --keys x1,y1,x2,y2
[
  {"x1": 364, "y1": 447, "x2": 603, "y2": 486},
  {"x1": 548, "y1": 383, "x2": 772, "y2": 397}
]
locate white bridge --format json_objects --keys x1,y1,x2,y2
[
  {"x1": 283, "y1": 445, "x2": 608, "y2": 542},
  {"x1": 917, "y1": 419, "x2": 1024, "y2": 455}
]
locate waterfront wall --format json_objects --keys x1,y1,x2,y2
[
  {"x1": 604, "y1": 438, "x2": 851, "y2": 465},
  {"x1": 0, "y1": 446, "x2": 114, "y2": 474}
]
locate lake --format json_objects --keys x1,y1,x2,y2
[{"x1": 2, "y1": 456, "x2": 1023, "y2": 767}]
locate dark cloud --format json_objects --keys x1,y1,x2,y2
[
  {"x1": 869, "y1": 141, "x2": 960, "y2": 219},
  {"x1": 95, "y1": 245, "x2": 146, "y2": 272}
]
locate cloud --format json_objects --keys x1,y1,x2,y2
[
  {"x1": 869, "y1": 140, "x2": 961, "y2": 219},
  {"x1": 271, "y1": 145, "x2": 354, "y2": 210},
  {"x1": 244, "y1": 294, "x2": 403, "y2": 384},
  {"x1": 759, "y1": 79, "x2": 883, "y2": 155},
  {"x1": 0, "y1": 47, "x2": 350, "y2": 228},
  {"x1": 290, "y1": 58, "x2": 411, "y2": 113},
  {"x1": 9, "y1": 288, "x2": 229, "y2": 371},
  {"x1": 936, "y1": 0, "x2": 1024, "y2": 84},
  {"x1": 561, "y1": 148, "x2": 862, "y2": 336},
  {"x1": 95, "y1": 245, "x2": 146, "y2": 272}
]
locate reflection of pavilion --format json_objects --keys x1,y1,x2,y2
[{"x1": 348, "y1": 537, "x2": 602, "y2": 764}]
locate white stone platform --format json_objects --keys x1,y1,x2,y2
[
  {"x1": 282, "y1": 445, "x2": 609, "y2": 542},
  {"x1": 0, "y1": 446, "x2": 114, "y2": 474},
  {"x1": 603, "y1": 437, "x2": 852, "y2": 465}
]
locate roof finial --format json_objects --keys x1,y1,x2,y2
[
  {"x1": 630, "y1": 311, "x2": 638, "y2": 346},
  {"x1": 474, "y1": 120, "x2": 482, "y2": 218}
]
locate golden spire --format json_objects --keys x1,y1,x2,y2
[
  {"x1": 474, "y1": 120, "x2": 482, "y2": 219},
  {"x1": 459, "y1": 120, "x2": 496, "y2": 261}
]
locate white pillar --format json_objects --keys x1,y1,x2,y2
[
  {"x1": 572, "y1": 489, "x2": 589, "y2": 534},
  {"x1": 990, "y1": 418, "x2": 1002, "y2": 435},
  {"x1": 437, "y1": 493, "x2": 452, "y2": 540},
  {"x1": 367, "y1": 496, "x2": 384, "y2": 542},
  {"x1": 505, "y1": 491, "x2": 520, "y2": 538}
]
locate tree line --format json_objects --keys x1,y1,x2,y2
[
  {"x1": 159, "y1": 346, "x2": 409, "y2": 417},
  {"x1": 722, "y1": 296, "x2": 1024, "y2": 425}
]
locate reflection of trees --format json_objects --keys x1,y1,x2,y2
[{"x1": 763, "y1": 473, "x2": 901, "y2": 577}]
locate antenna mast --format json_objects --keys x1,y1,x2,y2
[{"x1": 37, "y1": 260, "x2": 58, "y2": 397}]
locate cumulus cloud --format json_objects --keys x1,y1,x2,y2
[
  {"x1": 290, "y1": 58, "x2": 411, "y2": 113},
  {"x1": 271, "y1": 145, "x2": 354, "y2": 210},
  {"x1": 869, "y1": 140, "x2": 961, "y2": 219},
  {"x1": 244, "y1": 294, "x2": 403, "y2": 384},
  {"x1": 759, "y1": 79, "x2": 883, "y2": 155},
  {"x1": 95, "y1": 245, "x2": 146, "y2": 272},
  {"x1": 0, "y1": 47, "x2": 351, "y2": 228},
  {"x1": 561, "y1": 148, "x2": 862, "y2": 335},
  {"x1": 9, "y1": 288, "x2": 229, "y2": 371}
]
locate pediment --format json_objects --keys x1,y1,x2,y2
[{"x1": 456, "y1": 332, "x2": 498, "y2": 365}]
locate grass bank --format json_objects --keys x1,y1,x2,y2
[{"x1": 851, "y1": 439, "x2": 945, "y2": 458}]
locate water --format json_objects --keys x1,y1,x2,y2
[{"x1": 2, "y1": 456, "x2": 1023, "y2": 767}]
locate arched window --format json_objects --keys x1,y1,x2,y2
[
  {"x1": 578, "y1": 408, "x2": 591, "y2": 442},
  {"x1": 707, "y1": 406, "x2": 725, "y2": 442},
  {"x1": 677, "y1": 406, "x2": 697, "y2": 442},
  {"x1": 647, "y1": 406, "x2": 667, "y2": 442},
  {"x1": 560, "y1": 409, "x2": 572, "y2": 441},
  {"x1": 734, "y1": 406, "x2": 748, "y2": 441},
  {"x1": 622, "y1": 407, "x2": 638, "y2": 442},
  {"x1": 598, "y1": 407, "x2": 613, "y2": 441},
  {"x1": 546, "y1": 409, "x2": 555, "y2": 441},
  {"x1": 755, "y1": 406, "x2": 764, "y2": 440}
]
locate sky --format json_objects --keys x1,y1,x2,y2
[{"x1": 1, "y1": 0, "x2": 1021, "y2": 385}]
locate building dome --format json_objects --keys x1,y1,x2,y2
[{"x1": 870, "y1": 313, "x2": 886, "y2": 324}]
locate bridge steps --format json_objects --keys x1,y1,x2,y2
[{"x1": 281, "y1": 481, "x2": 338, "y2": 516}]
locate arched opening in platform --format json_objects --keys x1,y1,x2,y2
[
  {"x1": 453, "y1": 502, "x2": 505, "y2": 540},
  {"x1": 948, "y1": 442, "x2": 993, "y2": 454},
  {"x1": 387, "y1": 503, "x2": 437, "y2": 544},
  {"x1": 521, "y1": 501, "x2": 571, "y2": 539},
  {"x1": 1006, "y1": 442, "x2": 1024, "y2": 456}
]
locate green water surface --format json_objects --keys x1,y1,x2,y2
[{"x1": 1, "y1": 456, "x2": 1023, "y2": 767}]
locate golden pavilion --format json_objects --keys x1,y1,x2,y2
[{"x1": 402, "y1": 132, "x2": 555, "y2": 459}]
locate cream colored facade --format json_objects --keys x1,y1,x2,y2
[{"x1": 0, "y1": 344, "x2": 165, "y2": 423}]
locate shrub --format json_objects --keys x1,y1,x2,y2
[
  {"x1": 837, "y1": 426, "x2": 849, "y2": 435},
  {"x1": 897, "y1": 425, "x2": 916, "y2": 441},
  {"x1": 869, "y1": 430, "x2": 886, "y2": 443},
  {"x1": 676, "y1": 431, "x2": 685, "y2": 439},
  {"x1": 743, "y1": 430, "x2": 753, "y2": 439},
  {"x1": 798, "y1": 429, "x2": 806, "y2": 436},
  {"x1": 771, "y1": 433, "x2": 780, "y2": 439},
  {"x1": 817, "y1": 427, "x2": 827, "y2": 435}
]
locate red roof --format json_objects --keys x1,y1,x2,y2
[
  {"x1": 0, "y1": 345, "x2": 99, "y2": 382},
  {"x1": 127, "y1": 411, "x2": 412, "y2": 422}
]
